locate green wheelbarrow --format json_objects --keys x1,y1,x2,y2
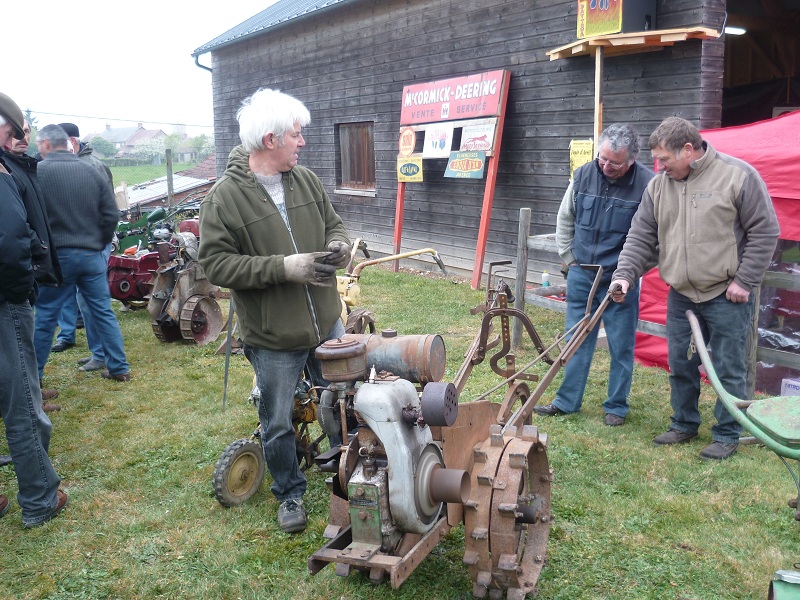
[{"x1": 686, "y1": 309, "x2": 800, "y2": 599}]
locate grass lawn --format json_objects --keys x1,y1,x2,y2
[
  {"x1": 1, "y1": 266, "x2": 797, "y2": 599},
  {"x1": 110, "y1": 163, "x2": 196, "y2": 187}
]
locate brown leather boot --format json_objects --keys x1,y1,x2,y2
[{"x1": 41, "y1": 385, "x2": 61, "y2": 412}]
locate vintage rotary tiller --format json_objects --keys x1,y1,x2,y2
[
  {"x1": 212, "y1": 255, "x2": 615, "y2": 598},
  {"x1": 305, "y1": 262, "x2": 614, "y2": 598}
]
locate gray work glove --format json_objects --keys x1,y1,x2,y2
[
  {"x1": 324, "y1": 240, "x2": 351, "y2": 268},
  {"x1": 284, "y1": 252, "x2": 337, "y2": 286}
]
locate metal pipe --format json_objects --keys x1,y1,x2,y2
[
  {"x1": 429, "y1": 465, "x2": 470, "y2": 505},
  {"x1": 351, "y1": 248, "x2": 446, "y2": 277}
]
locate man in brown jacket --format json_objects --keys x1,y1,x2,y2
[{"x1": 611, "y1": 117, "x2": 779, "y2": 460}]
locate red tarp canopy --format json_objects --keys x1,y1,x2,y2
[{"x1": 634, "y1": 110, "x2": 800, "y2": 370}]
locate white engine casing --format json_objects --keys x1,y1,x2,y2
[{"x1": 353, "y1": 379, "x2": 439, "y2": 534}]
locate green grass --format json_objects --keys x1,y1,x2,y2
[
  {"x1": 110, "y1": 163, "x2": 195, "y2": 187},
  {"x1": 1, "y1": 266, "x2": 797, "y2": 599}
]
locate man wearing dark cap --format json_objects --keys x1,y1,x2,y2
[
  {"x1": 59, "y1": 122, "x2": 114, "y2": 186},
  {"x1": 0, "y1": 91, "x2": 68, "y2": 526},
  {"x1": 2, "y1": 118, "x2": 63, "y2": 411}
]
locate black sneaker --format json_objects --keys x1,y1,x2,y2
[
  {"x1": 533, "y1": 403, "x2": 565, "y2": 417},
  {"x1": 51, "y1": 340, "x2": 76, "y2": 352},
  {"x1": 277, "y1": 498, "x2": 307, "y2": 533}
]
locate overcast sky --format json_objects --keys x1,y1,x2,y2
[{"x1": 4, "y1": 1, "x2": 278, "y2": 138}]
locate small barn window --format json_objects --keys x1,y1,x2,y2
[{"x1": 336, "y1": 122, "x2": 375, "y2": 192}]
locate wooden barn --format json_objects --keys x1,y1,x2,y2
[{"x1": 192, "y1": 0, "x2": 800, "y2": 286}]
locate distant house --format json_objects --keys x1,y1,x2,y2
[{"x1": 86, "y1": 123, "x2": 167, "y2": 161}]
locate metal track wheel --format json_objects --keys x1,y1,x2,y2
[
  {"x1": 213, "y1": 438, "x2": 266, "y2": 507},
  {"x1": 151, "y1": 319, "x2": 182, "y2": 342},
  {"x1": 180, "y1": 295, "x2": 224, "y2": 345},
  {"x1": 463, "y1": 425, "x2": 551, "y2": 599}
]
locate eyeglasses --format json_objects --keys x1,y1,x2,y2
[{"x1": 597, "y1": 155, "x2": 627, "y2": 169}]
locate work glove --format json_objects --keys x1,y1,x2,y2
[
  {"x1": 284, "y1": 252, "x2": 337, "y2": 286},
  {"x1": 609, "y1": 279, "x2": 629, "y2": 303},
  {"x1": 324, "y1": 240, "x2": 351, "y2": 269}
]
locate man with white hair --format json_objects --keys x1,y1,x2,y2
[{"x1": 199, "y1": 88, "x2": 350, "y2": 533}]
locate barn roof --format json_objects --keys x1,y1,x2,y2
[{"x1": 192, "y1": 0, "x2": 351, "y2": 57}]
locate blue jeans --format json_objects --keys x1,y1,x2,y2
[
  {"x1": 34, "y1": 248, "x2": 129, "y2": 379},
  {"x1": 0, "y1": 300, "x2": 62, "y2": 526},
  {"x1": 55, "y1": 293, "x2": 80, "y2": 345},
  {"x1": 243, "y1": 319, "x2": 344, "y2": 502},
  {"x1": 57, "y1": 244, "x2": 111, "y2": 363},
  {"x1": 666, "y1": 289, "x2": 751, "y2": 444},
  {"x1": 551, "y1": 265, "x2": 639, "y2": 417}
]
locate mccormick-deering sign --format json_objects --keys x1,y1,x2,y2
[{"x1": 400, "y1": 70, "x2": 505, "y2": 125}]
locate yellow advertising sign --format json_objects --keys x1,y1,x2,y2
[
  {"x1": 397, "y1": 156, "x2": 423, "y2": 182},
  {"x1": 577, "y1": 0, "x2": 623, "y2": 38},
  {"x1": 569, "y1": 139, "x2": 594, "y2": 179}
]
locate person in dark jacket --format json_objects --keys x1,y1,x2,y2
[
  {"x1": 0, "y1": 91, "x2": 68, "y2": 526},
  {"x1": 199, "y1": 88, "x2": 350, "y2": 533},
  {"x1": 534, "y1": 123, "x2": 654, "y2": 425},
  {"x1": 1, "y1": 118, "x2": 63, "y2": 411},
  {"x1": 52, "y1": 123, "x2": 116, "y2": 374},
  {"x1": 33, "y1": 124, "x2": 130, "y2": 384}
]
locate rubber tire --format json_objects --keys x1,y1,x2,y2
[{"x1": 212, "y1": 439, "x2": 266, "y2": 507}]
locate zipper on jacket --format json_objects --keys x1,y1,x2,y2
[
  {"x1": 258, "y1": 182, "x2": 323, "y2": 343},
  {"x1": 681, "y1": 181, "x2": 700, "y2": 300}
]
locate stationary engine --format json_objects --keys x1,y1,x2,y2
[
  {"x1": 107, "y1": 251, "x2": 160, "y2": 308},
  {"x1": 310, "y1": 332, "x2": 469, "y2": 577}
]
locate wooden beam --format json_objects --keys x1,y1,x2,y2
[
  {"x1": 741, "y1": 33, "x2": 785, "y2": 79},
  {"x1": 594, "y1": 46, "x2": 603, "y2": 151},
  {"x1": 547, "y1": 27, "x2": 719, "y2": 60}
]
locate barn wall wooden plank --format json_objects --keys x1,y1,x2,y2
[{"x1": 210, "y1": 0, "x2": 713, "y2": 284}]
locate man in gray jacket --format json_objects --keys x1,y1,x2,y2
[
  {"x1": 34, "y1": 124, "x2": 131, "y2": 384},
  {"x1": 611, "y1": 117, "x2": 779, "y2": 460}
]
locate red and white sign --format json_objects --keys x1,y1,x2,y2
[
  {"x1": 460, "y1": 120, "x2": 496, "y2": 151},
  {"x1": 400, "y1": 70, "x2": 506, "y2": 125},
  {"x1": 398, "y1": 127, "x2": 416, "y2": 157}
]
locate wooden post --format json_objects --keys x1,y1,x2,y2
[
  {"x1": 392, "y1": 181, "x2": 406, "y2": 272},
  {"x1": 746, "y1": 286, "x2": 760, "y2": 399},
  {"x1": 593, "y1": 46, "x2": 604, "y2": 151},
  {"x1": 512, "y1": 208, "x2": 531, "y2": 350},
  {"x1": 470, "y1": 70, "x2": 512, "y2": 289},
  {"x1": 166, "y1": 148, "x2": 174, "y2": 208}
]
